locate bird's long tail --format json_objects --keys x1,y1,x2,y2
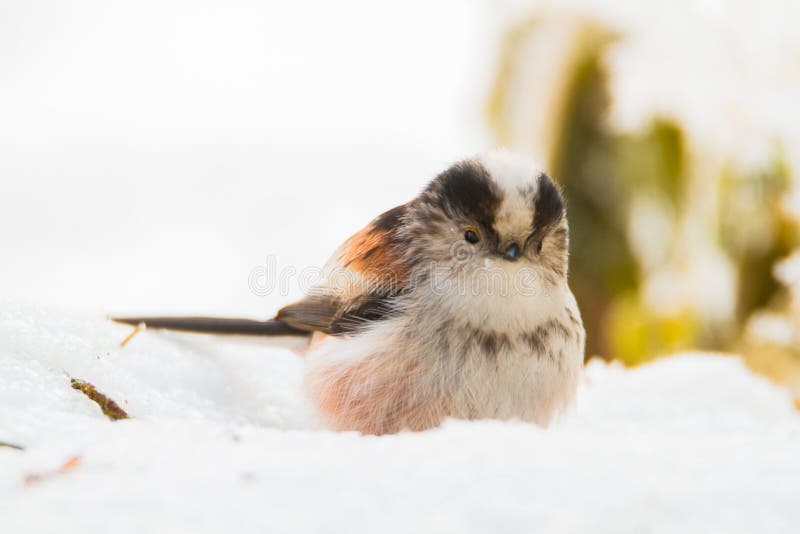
[{"x1": 111, "y1": 316, "x2": 309, "y2": 337}]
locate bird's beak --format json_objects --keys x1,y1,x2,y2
[{"x1": 502, "y1": 242, "x2": 520, "y2": 261}]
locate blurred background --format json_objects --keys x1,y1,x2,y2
[{"x1": 2, "y1": 0, "x2": 799, "y2": 396}]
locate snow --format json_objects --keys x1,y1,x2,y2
[{"x1": 2, "y1": 302, "x2": 799, "y2": 533}]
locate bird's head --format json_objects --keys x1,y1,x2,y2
[{"x1": 405, "y1": 149, "x2": 569, "y2": 290}]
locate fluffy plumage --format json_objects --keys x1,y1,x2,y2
[{"x1": 115, "y1": 149, "x2": 585, "y2": 435}]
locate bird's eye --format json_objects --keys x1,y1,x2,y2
[{"x1": 464, "y1": 227, "x2": 481, "y2": 244}]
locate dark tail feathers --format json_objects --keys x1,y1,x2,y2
[{"x1": 111, "y1": 316, "x2": 309, "y2": 337}]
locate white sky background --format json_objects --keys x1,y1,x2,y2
[{"x1": 0, "y1": 0, "x2": 495, "y2": 316}]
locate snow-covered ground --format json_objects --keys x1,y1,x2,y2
[{"x1": 2, "y1": 302, "x2": 799, "y2": 534}]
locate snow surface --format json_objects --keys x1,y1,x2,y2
[{"x1": 2, "y1": 302, "x2": 799, "y2": 534}]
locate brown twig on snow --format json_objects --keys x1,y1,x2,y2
[
  {"x1": 119, "y1": 322, "x2": 145, "y2": 348},
  {"x1": 24, "y1": 455, "x2": 81, "y2": 485},
  {"x1": 70, "y1": 378, "x2": 129, "y2": 421}
]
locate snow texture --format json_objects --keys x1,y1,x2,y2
[{"x1": 2, "y1": 302, "x2": 799, "y2": 534}]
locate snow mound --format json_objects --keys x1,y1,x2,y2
[{"x1": 1, "y1": 302, "x2": 799, "y2": 533}]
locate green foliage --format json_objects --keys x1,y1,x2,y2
[{"x1": 719, "y1": 156, "x2": 795, "y2": 321}]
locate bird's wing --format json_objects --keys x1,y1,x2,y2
[
  {"x1": 113, "y1": 204, "x2": 411, "y2": 338},
  {"x1": 276, "y1": 204, "x2": 410, "y2": 335}
]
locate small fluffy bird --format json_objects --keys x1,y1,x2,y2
[{"x1": 115, "y1": 150, "x2": 585, "y2": 434}]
